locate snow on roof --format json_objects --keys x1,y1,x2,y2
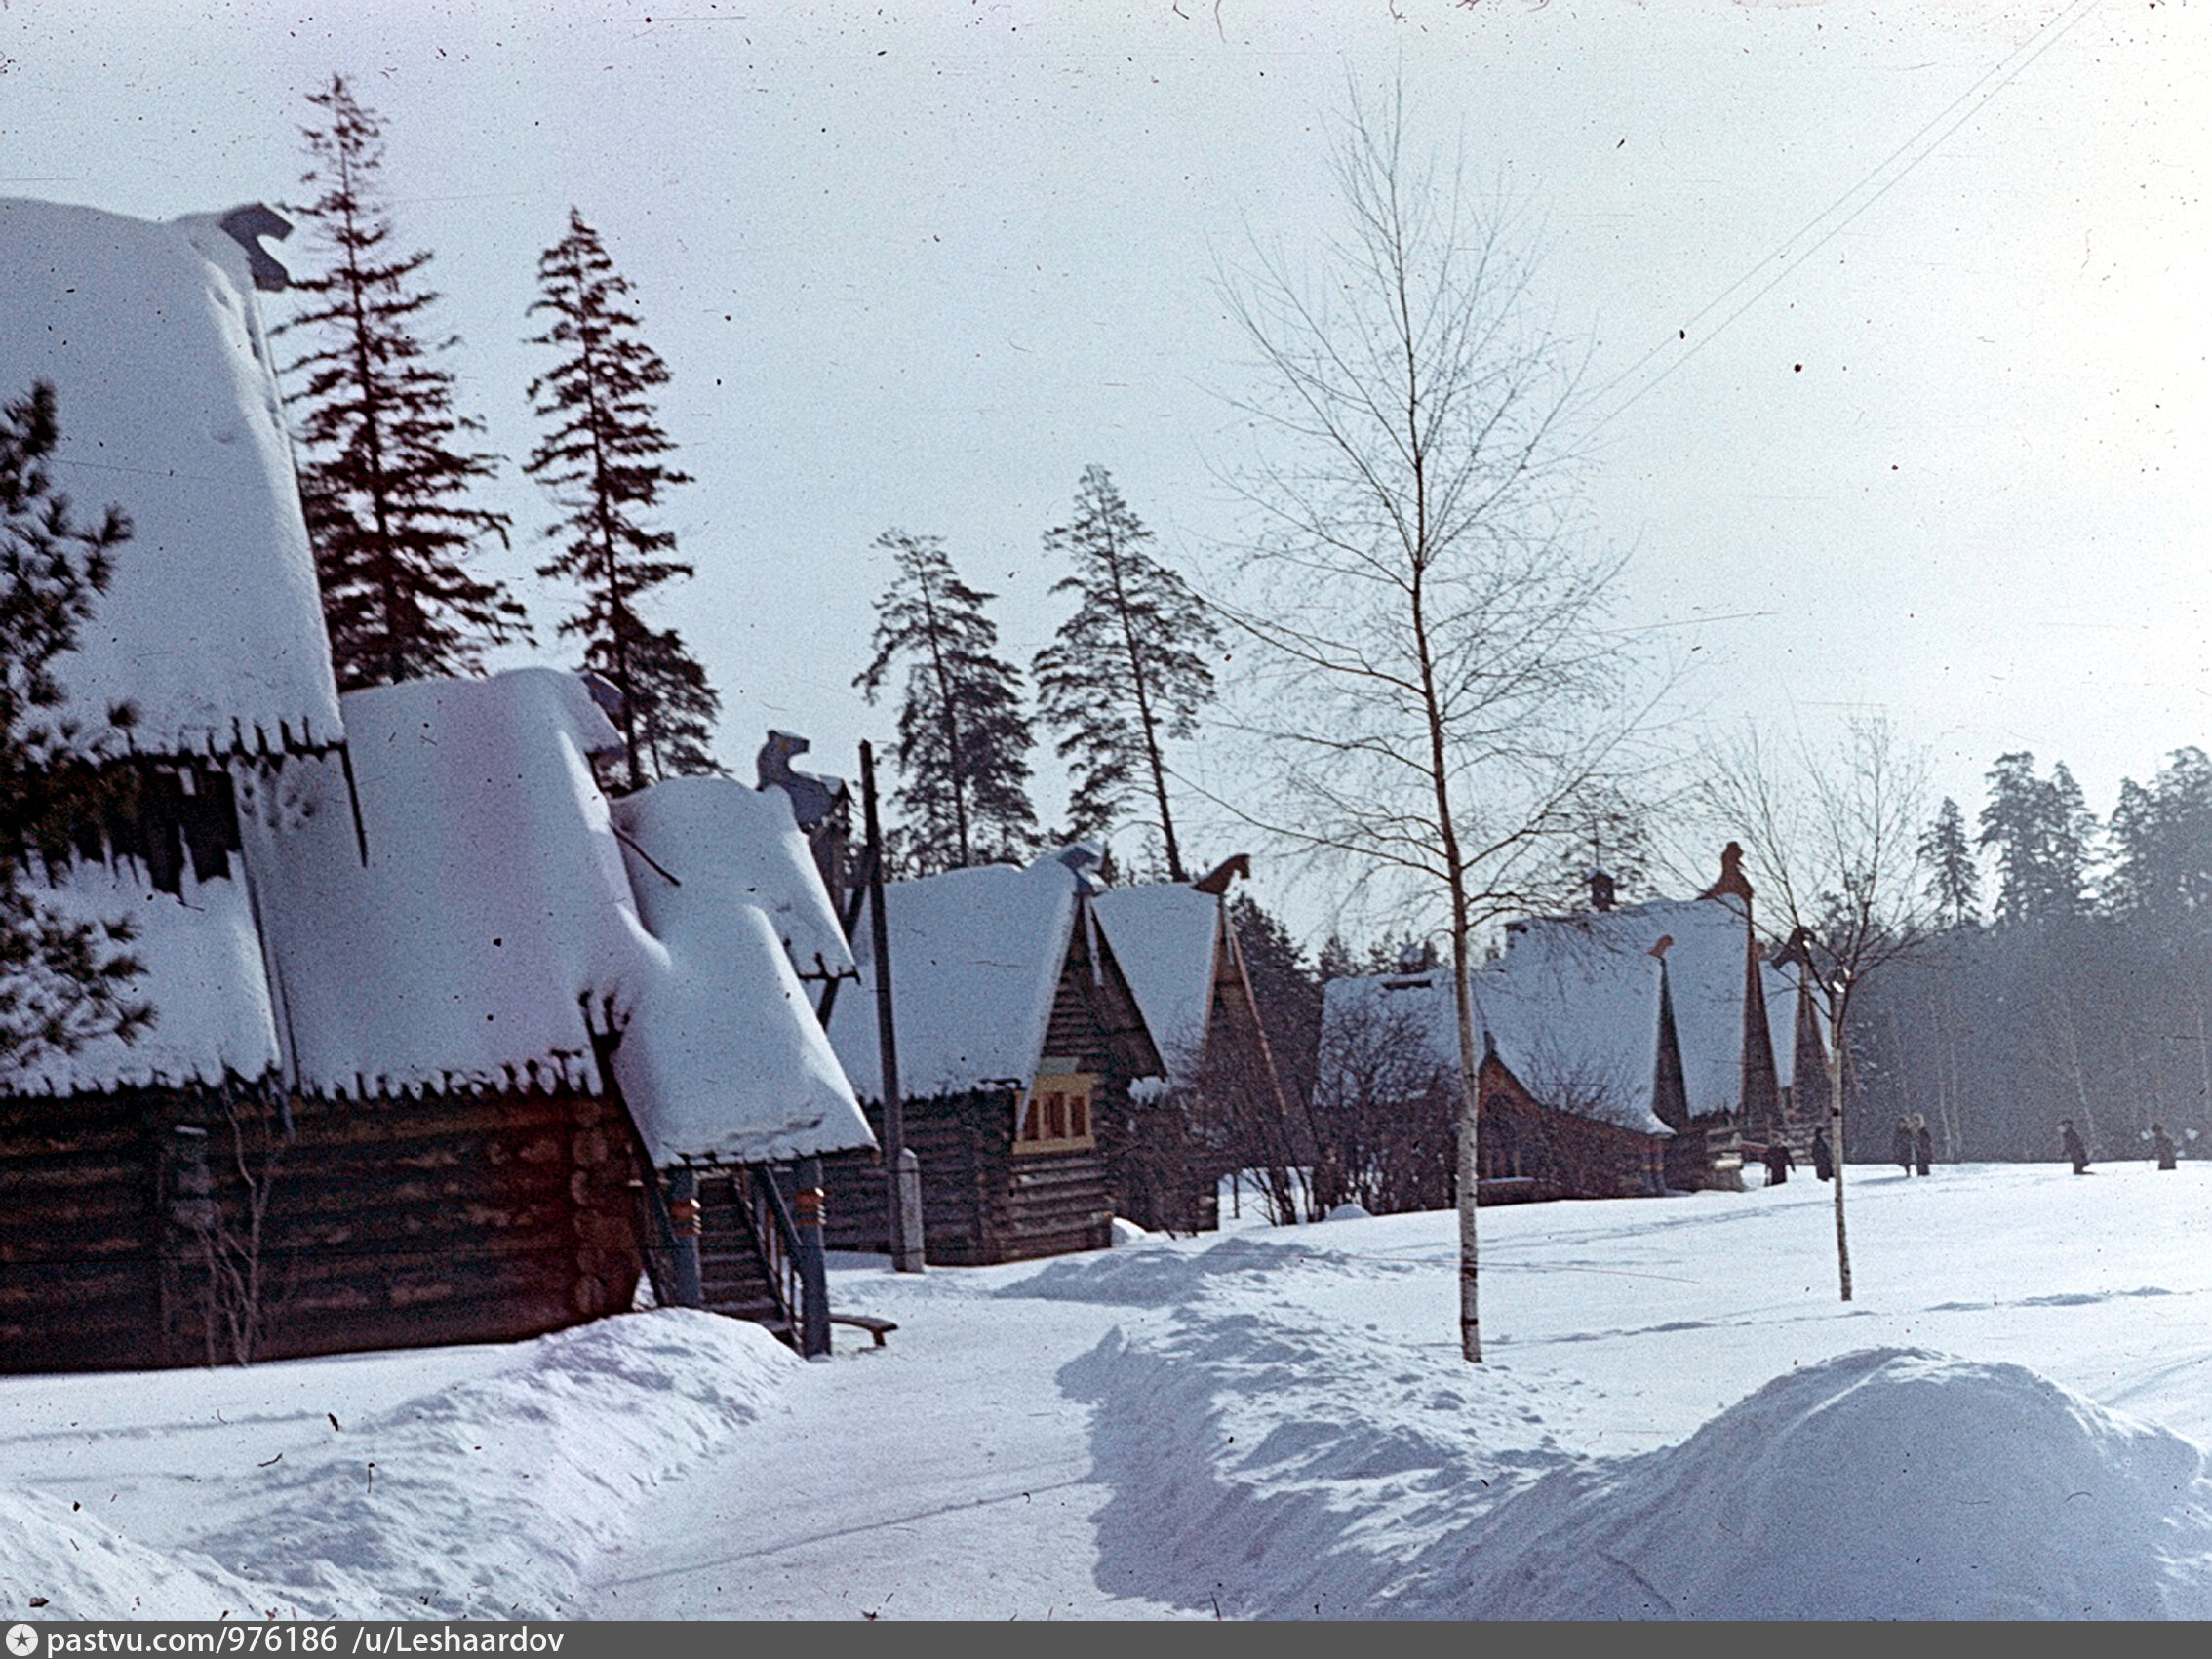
[
  {"x1": 1760, "y1": 957, "x2": 1816, "y2": 1093},
  {"x1": 1475, "y1": 951, "x2": 1674, "y2": 1139},
  {"x1": 239, "y1": 668, "x2": 869, "y2": 1163},
  {"x1": 1496, "y1": 896, "x2": 1759, "y2": 1123},
  {"x1": 1089, "y1": 883, "x2": 1223, "y2": 1088},
  {"x1": 610, "y1": 778, "x2": 870, "y2": 1162},
  {"x1": 827, "y1": 849, "x2": 1091, "y2": 1100},
  {"x1": 0, "y1": 199, "x2": 341, "y2": 758},
  {"x1": 1319, "y1": 958, "x2": 1673, "y2": 1139},
  {"x1": 610, "y1": 776, "x2": 856, "y2": 984},
  {"x1": 0, "y1": 856, "x2": 280, "y2": 1096}
]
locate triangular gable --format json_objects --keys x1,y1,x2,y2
[
  {"x1": 827, "y1": 851, "x2": 1087, "y2": 1100},
  {"x1": 0, "y1": 199, "x2": 341, "y2": 759}
]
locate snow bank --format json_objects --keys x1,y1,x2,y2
[
  {"x1": 1066, "y1": 1313, "x2": 2212, "y2": 1620},
  {"x1": 828, "y1": 849, "x2": 1090, "y2": 1099},
  {"x1": 1002, "y1": 1233, "x2": 1357, "y2": 1309},
  {"x1": 1091, "y1": 884, "x2": 1220, "y2": 1089},
  {"x1": 1, "y1": 1312, "x2": 796, "y2": 1619},
  {"x1": 1452, "y1": 1347, "x2": 2212, "y2": 1619},
  {"x1": 2, "y1": 857, "x2": 278, "y2": 1094},
  {"x1": 0, "y1": 199, "x2": 340, "y2": 758}
]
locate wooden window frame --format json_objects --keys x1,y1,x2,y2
[{"x1": 1014, "y1": 1071, "x2": 1097, "y2": 1155}]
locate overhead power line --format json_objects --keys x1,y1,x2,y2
[{"x1": 1590, "y1": 0, "x2": 2108, "y2": 435}]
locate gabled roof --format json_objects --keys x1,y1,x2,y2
[
  {"x1": 1497, "y1": 896, "x2": 1759, "y2": 1123},
  {"x1": 0, "y1": 199, "x2": 341, "y2": 759},
  {"x1": 1318, "y1": 962, "x2": 1675, "y2": 1139},
  {"x1": 1089, "y1": 883, "x2": 1224, "y2": 1088},
  {"x1": 238, "y1": 669, "x2": 871, "y2": 1164},
  {"x1": 827, "y1": 848, "x2": 1104, "y2": 1100}
]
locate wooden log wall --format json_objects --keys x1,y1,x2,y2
[
  {"x1": 820, "y1": 1092, "x2": 1003, "y2": 1266},
  {"x1": 0, "y1": 1083, "x2": 644, "y2": 1374}
]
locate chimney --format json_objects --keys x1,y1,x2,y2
[{"x1": 1588, "y1": 867, "x2": 1617, "y2": 912}]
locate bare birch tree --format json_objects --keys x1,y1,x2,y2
[
  {"x1": 1213, "y1": 84, "x2": 1657, "y2": 1363},
  {"x1": 1687, "y1": 716, "x2": 1940, "y2": 1301}
]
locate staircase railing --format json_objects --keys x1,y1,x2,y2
[{"x1": 734, "y1": 1163, "x2": 804, "y2": 1338}]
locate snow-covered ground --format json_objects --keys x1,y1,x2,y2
[{"x1": 7, "y1": 1162, "x2": 2211, "y2": 1620}]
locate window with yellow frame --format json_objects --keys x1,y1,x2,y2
[{"x1": 1015, "y1": 1070, "x2": 1097, "y2": 1154}]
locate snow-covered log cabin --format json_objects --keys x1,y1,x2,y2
[
  {"x1": 822, "y1": 846, "x2": 1165, "y2": 1264},
  {"x1": 0, "y1": 199, "x2": 874, "y2": 1371},
  {"x1": 1089, "y1": 859, "x2": 1294, "y2": 1234},
  {"x1": 0, "y1": 198, "x2": 349, "y2": 1370},
  {"x1": 1315, "y1": 851, "x2": 1822, "y2": 1204}
]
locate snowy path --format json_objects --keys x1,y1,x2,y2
[{"x1": 582, "y1": 1271, "x2": 1196, "y2": 1620}]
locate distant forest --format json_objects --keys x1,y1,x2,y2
[{"x1": 1810, "y1": 748, "x2": 2212, "y2": 1165}]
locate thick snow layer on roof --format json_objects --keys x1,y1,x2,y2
[
  {"x1": 0, "y1": 857, "x2": 279, "y2": 1095},
  {"x1": 0, "y1": 199, "x2": 341, "y2": 757},
  {"x1": 1476, "y1": 954, "x2": 1673, "y2": 1138},
  {"x1": 1319, "y1": 959, "x2": 1672, "y2": 1138},
  {"x1": 612, "y1": 777, "x2": 854, "y2": 983},
  {"x1": 241, "y1": 669, "x2": 868, "y2": 1162},
  {"x1": 611, "y1": 780, "x2": 870, "y2": 1162},
  {"x1": 1497, "y1": 896, "x2": 1757, "y2": 1122},
  {"x1": 828, "y1": 850, "x2": 1086, "y2": 1100},
  {"x1": 1090, "y1": 884, "x2": 1221, "y2": 1088},
  {"x1": 1760, "y1": 958, "x2": 1817, "y2": 1092}
]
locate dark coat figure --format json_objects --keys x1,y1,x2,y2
[
  {"x1": 1893, "y1": 1117, "x2": 1915, "y2": 1174},
  {"x1": 1913, "y1": 1116, "x2": 1933, "y2": 1177},
  {"x1": 2062, "y1": 1120, "x2": 2091, "y2": 1175},
  {"x1": 1762, "y1": 1141, "x2": 1794, "y2": 1186},
  {"x1": 1810, "y1": 1126, "x2": 1835, "y2": 1182},
  {"x1": 2152, "y1": 1123, "x2": 2178, "y2": 1171}
]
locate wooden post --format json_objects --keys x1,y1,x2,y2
[
  {"x1": 861, "y1": 741, "x2": 923, "y2": 1271},
  {"x1": 895, "y1": 1147, "x2": 925, "y2": 1270},
  {"x1": 795, "y1": 1155, "x2": 831, "y2": 1357},
  {"x1": 666, "y1": 1165, "x2": 704, "y2": 1310}
]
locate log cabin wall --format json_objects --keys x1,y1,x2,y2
[
  {"x1": 1477, "y1": 1056, "x2": 1666, "y2": 1201},
  {"x1": 0, "y1": 1084, "x2": 643, "y2": 1374}
]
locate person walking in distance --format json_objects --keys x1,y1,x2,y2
[
  {"x1": 1913, "y1": 1113, "x2": 1933, "y2": 1177},
  {"x1": 1810, "y1": 1125, "x2": 1835, "y2": 1182},
  {"x1": 1893, "y1": 1116, "x2": 1915, "y2": 1175},
  {"x1": 2152, "y1": 1122, "x2": 2178, "y2": 1171},
  {"x1": 1762, "y1": 1139, "x2": 1794, "y2": 1187},
  {"x1": 2062, "y1": 1118, "x2": 2091, "y2": 1175}
]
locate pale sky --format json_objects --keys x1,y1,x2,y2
[{"x1": 4, "y1": 0, "x2": 2206, "y2": 938}]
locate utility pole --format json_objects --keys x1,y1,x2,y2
[{"x1": 861, "y1": 742, "x2": 923, "y2": 1271}]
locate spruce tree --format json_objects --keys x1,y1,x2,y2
[
  {"x1": 1031, "y1": 466, "x2": 1218, "y2": 879},
  {"x1": 283, "y1": 75, "x2": 525, "y2": 691},
  {"x1": 1918, "y1": 796, "x2": 1980, "y2": 928},
  {"x1": 0, "y1": 382, "x2": 150, "y2": 1074},
  {"x1": 854, "y1": 531, "x2": 1037, "y2": 873},
  {"x1": 2107, "y1": 747, "x2": 2212, "y2": 920},
  {"x1": 525, "y1": 209, "x2": 718, "y2": 788}
]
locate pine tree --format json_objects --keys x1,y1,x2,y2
[
  {"x1": 282, "y1": 75, "x2": 525, "y2": 691},
  {"x1": 1918, "y1": 796, "x2": 1980, "y2": 928},
  {"x1": 525, "y1": 209, "x2": 718, "y2": 789},
  {"x1": 854, "y1": 531, "x2": 1037, "y2": 873},
  {"x1": 2107, "y1": 747, "x2": 2212, "y2": 920},
  {"x1": 2045, "y1": 762, "x2": 2098, "y2": 920},
  {"x1": 0, "y1": 382, "x2": 150, "y2": 1074},
  {"x1": 1031, "y1": 466, "x2": 1218, "y2": 880},
  {"x1": 1978, "y1": 752, "x2": 2097, "y2": 926}
]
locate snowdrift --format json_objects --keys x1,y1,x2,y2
[
  {"x1": 0, "y1": 1312, "x2": 794, "y2": 1619},
  {"x1": 1065, "y1": 1295, "x2": 2212, "y2": 1619},
  {"x1": 1453, "y1": 1347, "x2": 2212, "y2": 1619}
]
